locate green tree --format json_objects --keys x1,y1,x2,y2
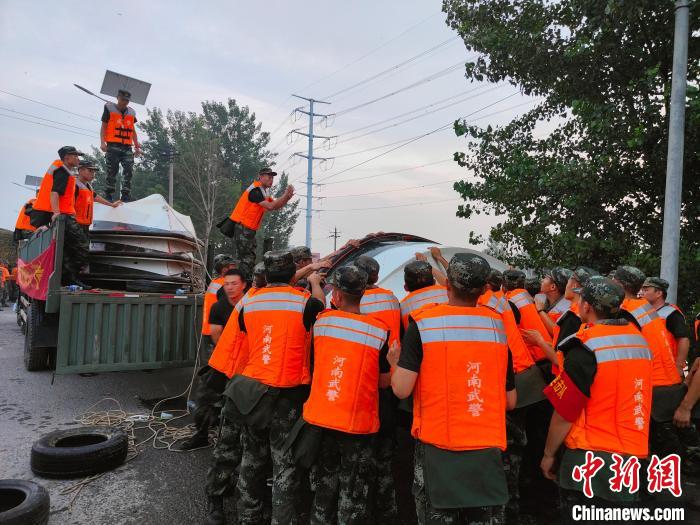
[{"x1": 443, "y1": 0, "x2": 700, "y2": 312}]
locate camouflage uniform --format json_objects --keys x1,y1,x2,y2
[
  {"x1": 233, "y1": 222, "x2": 258, "y2": 279},
  {"x1": 370, "y1": 434, "x2": 398, "y2": 524},
  {"x1": 503, "y1": 411, "x2": 527, "y2": 524},
  {"x1": 104, "y1": 144, "x2": 135, "y2": 200},
  {"x1": 63, "y1": 215, "x2": 90, "y2": 283},
  {"x1": 237, "y1": 396, "x2": 302, "y2": 525},
  {"x1": 206, "y1": 406, "x2": 244, "y2": 497},
  {"x1": 413, "y1": 443, "x2": 505, "y2": 525},
  {"x1": 310, "y1": 430, "x2": 375, "y2": 525}
]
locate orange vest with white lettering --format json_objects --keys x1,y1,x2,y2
[
  {"x1": 656, "y1": 303, "x2": 684, "y2": 361},
  {"x1": 74, "y1": 180, "x2": 94, "y2": 226},
  {"x1": 240, "y1": 286, "x2": 311, "y2": 387},
  {"x1": 209, "y1": 295, "x2": 249, "y2": 378},
  {"x1": 201, "y1": 277, "x2": 225, "y2": 336},
  {"x1": 506, "y1": 288, "x2": 553, "y2": 363},
  {"x1": 480, "y1": 290, "x2": 535, "y2": 374},
  {"x1": 303, "y1": 310, "x2": 388, "y2": 434},
  {"x1": 33, "y1": 160, "x2": 76, "y2": 215},
  {"x1": 400, "y1": 284, "x2": 448, "y2": 330},
  {"x1": 564, "y1": 322, "x2": 653, "y2": 457},
  {"x1": 229, "y1": 181, "x2": 273, "y2": 231},
  {"x1": 360, "y1": 287, "x2": 401, "y2": 346},
  {"x1": 411, "y1": 304, "x2": 509, "y2": 451},
  {"x1": 622, "y1": 298, "x2": 680, "y2": 386},
  {"x1": 104, "y1": 102, "x2": 136, "y2": 145},
  {"x1": 15, "y1": 199, "x2": 37, "y2": 232}
]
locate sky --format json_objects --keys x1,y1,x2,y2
[{"x1": 0, "y1": 0, "x2": 539, "y2": 256}]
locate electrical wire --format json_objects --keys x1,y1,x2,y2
[
  {"x1": 0, "y1": 112, "x2": 96, "y2": 139},
  {"x1": 320, "y1": 159, "x2": 452, "y2": 186},
  {"x1": 316, "y1": 197, "x2": 461, "y2": 212},
  {"x1": 0, "y1": 88, "x2": 96, "y2": 121},
  {"x1": 314, "y1": 178, "x2": 459, "y2": 198},
  {"x1": 0, "y1": 105, "x2": 97, "y2": 133}
]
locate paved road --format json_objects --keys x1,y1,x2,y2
[{"x1": 0, "y1": 308, "x2": 212, "y2": 524}]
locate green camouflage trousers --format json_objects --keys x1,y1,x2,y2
[
  {"x1": 370, "y1": 434, "x2": 398, "y2": 524},
  {"x1": 105, "y1": 143, "x2": 134, "y2": 199},
  {"x1": 310, "y1": 430, "x2": 375, "y2": 525},
  {"x1": 206, "y1": 407, "x2": 244, "y2": 497},
  {"x1": 233, "y1": 223, "x2": 258, "y2": 279},
  {"x1": 237, "y1": 397, "x2": 301, "y2": 525},
  {"x1": 413, "y1": 443, "x2": 505, "y2": 525},
  {"x1": 503, "y1": 410, "x2": 528, "y2": 524},
  {"x1": 63, "y1": 216, "x2": 90, "y2": 282}
]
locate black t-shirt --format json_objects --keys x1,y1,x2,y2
[
  {"x1": 51, "y1": 166, "x2": 73, "y2": 195},
  {"x1": 399, "y1": 317, "x2": 515, "y2": 390},
  {"x1": 248, "y1": 187, "x2": 265, "y2": 204},
  {"x1": 554, "y1": 311, "x2": 582, "y2": 349},
  {"x1": 664, "y1": 308, "x2": 688, "y2": 339},
  {"x1": 101, "y1": 105, "x2": 137, "y2": 123},
  {"x1": 509, "y1": 300, "x2": 521, "y2": 324},
  {"x1": 209, "y1": 296, "x2": 235, "y2": 327}
]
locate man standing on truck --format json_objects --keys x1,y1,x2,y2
[
  {"x1": 75, "y1": 160, "x2": 122, "y2": 231},
  {"x1": 218, "y1": 168, "x2": 295, "y2": 276},
  {"x1": 30, "y1": 146, "x2": 91, "y2": 289},
  {"x1": 100, "y1": 89, "x2": 141, "y2": 202}
]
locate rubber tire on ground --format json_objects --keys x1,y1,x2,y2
[
  {"x1": 31, "y1": 427, "x2": 129, "y2": 479},
  {"x1": 0, "y1": 479, "x2": 50, "y2": 525},
  {"x1": 23, "y1": 302, "x2": 48, "y2": 372}
]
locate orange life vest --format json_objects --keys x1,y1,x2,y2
[
  {"x1": 695, "y1": 314, "x2": 699, "y2": 347},
  {"x1": 240, "y1": 286, "x2": 311, "y2": 387},
  {"x1": 656, "y1": 303, "x2": 684, "y2": 361},
  {"x1": 564, "y1": 322, "x2": 653, "y2": 457},
  {"x1": 400, "y1": 284, "x2": 448, "y2": 329},
  {"x1": 0, "y1": 266, "x2": 8, "y2": 283},
  {"x1": 74, "y1": 180, "x2": 94, "y2": 226},
  {"x1": 622, "y1": 298, "x2": 680, "y2": 386},
  {"x1": 411, "y1": 304, "x2": 509, "y2": 451},
  {"x1": 360, "y1": 287, "x2": 401, "y2": 346},
  {"x1": 506, "y1": 288, "x2": 553, "y2": 363},
  {"x1": 229, "y1": 181, "x2": 273, "y2": 231},
  {"x1": 547, "y1": 296, "x2": 571, "y2": 323},
  {"x1": 303, "y1": 310, "x2": 388, "y2": 434},
  {"x1": 209, "y1": 296, "x2": 249, "y2": 378},
  {"x1": 104, "y1": 102, "x2": 136, "y2": 145},
  {"x1": 201, "y1": 277, "x2": 225, "y2": 336},
  {"x1": 15, "y1": 199, "x2": 37, "y2": 232},
  {"x1": 10, "y1": 267, "x2": 18, "y2": 281},
  {"x1": 33, "y1": 160, "x2": 76, "y2": 215}
]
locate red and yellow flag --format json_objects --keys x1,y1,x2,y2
[{"x1": 17, "y1": 240, "x2": 56, "y2": 300}]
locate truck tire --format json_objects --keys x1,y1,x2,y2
[
  {"x1": 30, "y1": 427, "x2": 129, "y2": 479},
  {"x1": 0, "y1": 479, "x2": 50, "y2": 525},
  {"x1": 23, "y1": 302, "x2": 48, "y2": 372}
]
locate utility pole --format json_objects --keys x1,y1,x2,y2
[
  {"x1": 329, "y1": 227, "x2": 341, "y2": 251},
  {"x1": 291, "y1": 95, "x2": 335, "y2": 249},
  {"x1": 160, "y1": 146, "x2": 179, "y2": 206},
  {"x1": 660, "y1": 0, "x2": 689, "y2": 304}
]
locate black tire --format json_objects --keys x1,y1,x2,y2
[
  {"x1": 0, "y1": 479, "x2": 50, "y2": 525},
  {"x1": 23, "y1": 302, "x2": 48, "y2": 372},
  {"x1": 31, "y1": 427, "x2": 129, "y2": 479}
]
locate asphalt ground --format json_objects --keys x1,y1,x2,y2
[{"x1": 1, "y1": 306, "x2": 699, "y2": 524}]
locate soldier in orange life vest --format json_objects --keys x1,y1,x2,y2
[
  {"x1": 535, "y1": 267, "x2": 573, "y2": 337},
  {"x1": 206, "y1": 250, "x2": 325, "y2": 525},
  {"x1": 75, "y1": 160, "x2": 121, "y2": 231},
  {"x1": 219, "y1": 167, "x2": 295, "y2": 277},
  {"x1": 541, "y1": 277, "x2": 652, "y2": 521},
  {"x1": 100, "y1": 89, "x2": 141, "y2": 202},
  {"x1": 13, "y1": 198, "x2": 37, "y2": 242},
  {"x1": 30, "y1": 146, "x2": 91, "y2": 288},
  {"x1": 201, "y1": 255, "x2": 240, "y2": 347},
  {"x1": 0, "y1": 263, "x2": 9, "y2": 308},
  {"x1": 399, "y1": 260, "x2": 448, "y2": 332},
  {"x1": 640, "y1": 277, "x2": 690, "y2": 376},
  {"x1": 301, "y1": 265, "x2": 391, "y2": 524},
  {"x1": 390, "y1": 253, "x2": 517, "y2": 524}
]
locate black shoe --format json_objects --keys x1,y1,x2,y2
[
  {"x1": 178, "y1": 431, "x2": 209, "y2": 450},
  {"x1": 120, "y1": 194, "x2": 133, "y2": 203},
  {"x1": 205, "y1": 495, "x2": 225, "y2": 525}
]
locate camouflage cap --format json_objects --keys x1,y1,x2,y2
[
  {"x1": 447, "y1": 253, "x2": 490, "y2": 290},
  {"x1": 354, "y1": 255, "x2": 380, "y2": 283},
  {"x1": 253, "y1": 262, "x2": 266, "y2": 276},
  {"x1": 545, "y1": 267, "x2": 573, "y2": 293},
  {"x1": 117, "y1": 89, "x2": 131, "y2": 100},
  {"x1": 571, "y1": 266, "x2": 600, "y2": 293},
  {"x1": 642, "y1": 276, "x2": 669, "y2": 292},
  {"x1": 404, "y1": 260, "x2": 434, "y2": 287},
  {"x1": 263, "y1": 249, "x2": 295, "y2": 273},
  {"x1": 78, "y1": 159, "x2": 99, "y2": 171},
  {"x1": 613, "y1": 265, "x2": 646, "y2": 292},
  {"x1": 329, "y1": 265, "x2": 367, "y2": 296},
  {"x1": 213, "y1": 254, "x2": 238, "y2": 273},
  {"x1": 290, "y1": 245, "x2": 312, "y2": 263},
  {"x1": 503, "y1": 269, "x2": 526, "y2": 288},
  {"x1": 580, "y1": 276, "x2": 625, "y2": 313},
  {"x1": 525, "y1": 277, "x2": 541, "y2": 297},
  {"x1": 258, "y1": 167, "x2": 277, "y2": 177},
  {"x1": 487, "y1": 269, "x2": 503, "y2": 289}
]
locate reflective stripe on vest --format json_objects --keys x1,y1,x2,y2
[
  {"x1": 509, "y1": 291, "x2": 534, "y2": 310},
  {"x1": 361, "y1": 287, "x2": 401, "y2": 346},
  {"x1": 304, "y1": 311, "x2": 387, "y2": 434},
  {"x1": 548, "y1": 297, "x2": 571, "y2": 317},
  {"x1": 104, "y1": 102, "x2": 136, "y2": 145},
  {"x1": 564, "y1": 323, "x2": 652, "y2": 457},
  {"x1": 74, "y1": 180, "x2": 94, "y2": 226},
  {"x1": 242, "y1": 291, "x2": 306, "y2": 314},
  {"x1": 229, "y1": 181, "x2": 272, "y2": 231},
  {"x1": 201, "y1": 277, "x2": 226, "y2": 335},
  {"x1": 400, "y1": 285, "x2": 448, "y2": 327},
  {"x1": 416, "y1": 315, "x2": 507, "y2": 344},
  {"x1": 627, "y1": 301, "x2": 658, "y2": 327},
  {"x1": 657, "y1": 304, "x2": 683, "y2": 321},
  {"x1": 360, "y1": 292, "x2": 400, "y2": 313}
]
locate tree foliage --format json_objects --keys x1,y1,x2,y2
[{"x1": 443, "y1": 0, "x2": 700, "y2": 311}]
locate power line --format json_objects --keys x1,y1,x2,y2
[
  {"x1": 320, "y1": 159, "x2": 452, "y2": 186},
  {"x1": 322, "y1": 37, "x2": 459, "y2": 100},
  {"x1": 316, "y1": 178, "x2": 459, "y2": 198},
  {"x1": 0, "y1": 106, "x2": 96, "y2": 134},
  {"x1": 0, "y1": 113, "x2": 96, "y2": 139},
  {"x1": 0, "y1": 89, "x2": 96, "y2": 121},
  {"x1": 315, "y1": 197, "x2": 461, "y2": 212}
]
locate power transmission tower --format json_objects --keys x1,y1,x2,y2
[
  {"x1": 291, "y1": 95, "x2": 335, "y2": 249},
  {"x1": 329, "y1": 227, "x2": 341, "y2": 251}
]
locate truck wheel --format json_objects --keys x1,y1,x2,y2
[
  {"x1": 30, "y1": 427, "x2": 129, "y2": 479},
  {"x1": 0, "y1": 479, "x2": 50, "y2": 525},
  {"x1": 24, "y1": 302, "x2": 49, "y2": 372}
]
